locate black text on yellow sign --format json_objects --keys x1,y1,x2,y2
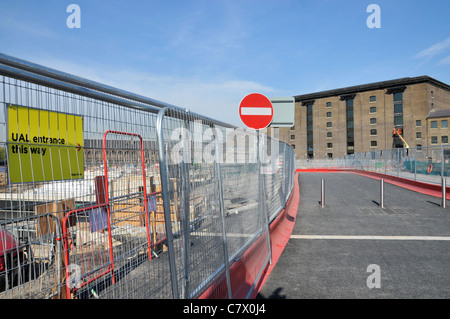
[{"x1": 8, "y1": 104, "x2": 84, "y2": 183}]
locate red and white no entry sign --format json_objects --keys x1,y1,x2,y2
[{"x1": 239, "y1": 93, "x2": 273, "y2": 130}]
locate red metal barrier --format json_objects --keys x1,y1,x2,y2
[
  {"x1": 62, "y1": 203, "x2": 113, "y2": 298},
  {"x1": 103, "y1": 130, "x2": 152, "y2": 261},
  {"x1": 61, "y1": 130, "x2": 167, "y2": 298},
  {"x1": 61, "y1": 190, "x2": 166, "y2": 298}
]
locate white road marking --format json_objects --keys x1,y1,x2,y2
[{"x1": 240, "y1": 107, "x2": 272, "y2": 116}]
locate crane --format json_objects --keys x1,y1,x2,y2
[{"x1": 393, "y1": 128, "x2": 409, "y2": 149}]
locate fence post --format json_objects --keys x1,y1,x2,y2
[
  {"x1": 285, "y1": 148, "x2": 290, "y2": 201},
  {"x1": 320, "y1": 179, "x2": 325, "y2": 208},
  {"x1": 442, "y1": 177, "x2": 446, "y2": 208},
  {"x1": 257, "y1": 131, "x2": 272, "y2": 266},
  {"x1": 414, "y1": 148, "x2": 417, "y2": 181},
  {"x1": 213, "y1": 125, "x2": 232, "y2": 299},
  {"x1": 51, "y1": 214, "x2": 64, "y2": 299},
  {"x1": 384, "y1": 149, "x2": 387, "y2": 175},
  {"x1": 156, "y1": 108, "x2": 180, "y2": 299},
  {"x1": 180, "y1": 119, "x2": 192, "y2": 299}
]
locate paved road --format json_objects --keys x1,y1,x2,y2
[{"x1": 257, "y1": 172, "x2": 450, "y2": 299}]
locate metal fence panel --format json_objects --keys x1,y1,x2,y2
[
  {"x1": 296, "y1": 145, "x2": 450, "y2": 186},
  {"x1": 0, "y1": 72, "x2": 174, "y2": 299},
  {"x1": 156, "y1": 108, "x2": 269, "y2": 299}
]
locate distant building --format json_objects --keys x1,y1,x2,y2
[{"x1": 275, "y1": 76, "x2": 450, "y2": 159}]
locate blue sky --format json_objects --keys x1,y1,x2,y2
[{"x1": 0, "y1": 0, "x2": 449, "y2": 126}]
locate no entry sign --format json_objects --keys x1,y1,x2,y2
[{"x1": 239, "y1": 93, "x2": 273, "y2": 129}]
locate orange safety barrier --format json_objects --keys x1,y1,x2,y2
[
  {"x1": 61, "y1": 190, "x2": 166, "y2": 298},
  {"x1": 103, "y1": 130, "x2": 152, "y2": 262},
  {"x1": 62, "y1": 204, "x2": 113, "y2": 298}
]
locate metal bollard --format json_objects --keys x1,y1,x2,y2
[
  {"x1": 380, "y1": 179, "x2": 384, "y2": 208},
  {"x1": 321, "y1": 179, "x2": 325, "y2": 208},
  {"x1": 442, "y1": 178, "x2": 446, "y2": 208}
]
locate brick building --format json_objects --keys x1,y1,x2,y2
[{"x1": 276, "y1": 76, "x2": 450, "y2": 159}]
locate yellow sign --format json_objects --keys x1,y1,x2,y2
[{"x1": 8, "y1": 104, "x2": 84, "y2": 183}]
